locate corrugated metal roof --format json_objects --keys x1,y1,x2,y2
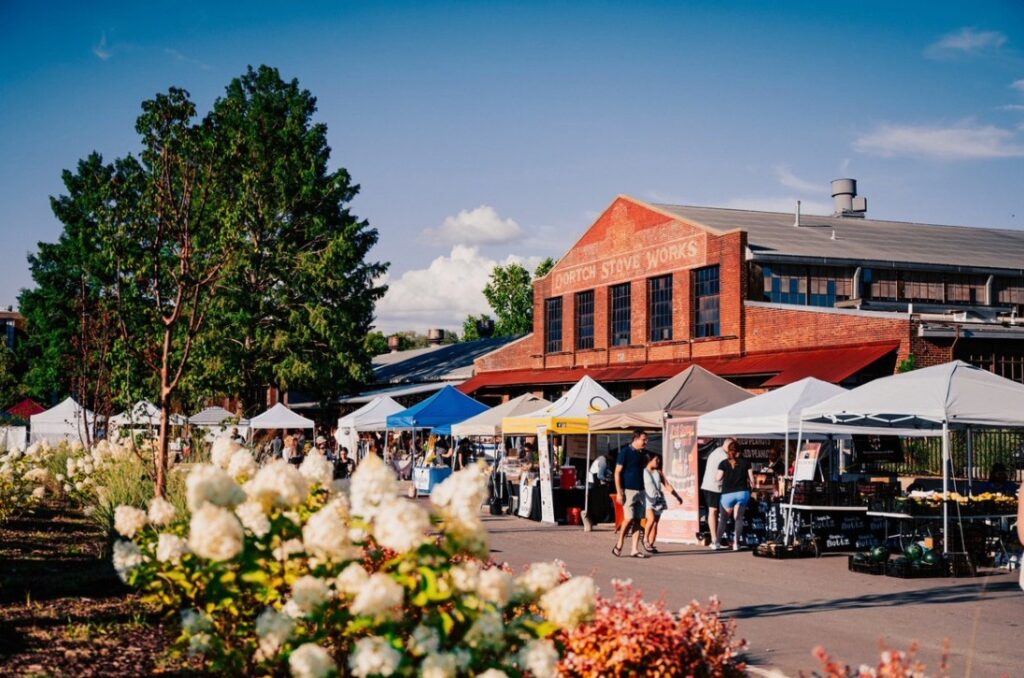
[
  {"x1": 651, "y1": 203, "x2": 1024, "y2": 273},
  {"x1": 371, "y1": 335, "x2": 521, "y2": 384}
]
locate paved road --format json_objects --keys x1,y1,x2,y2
[{"x1": 483, "y1": 515, "x2": 1021, "y2": 676}]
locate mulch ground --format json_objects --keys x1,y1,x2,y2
[{"x1": 0, "y1": 502, "x2": 200, "y2": 676}]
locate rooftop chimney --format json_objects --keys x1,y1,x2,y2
[
  {"x1": 831, "y1": 178, "x2": 867, "y2": 218},
  {"x1": 426, "y1": 328, "x2": 446, "y2": 345},
  {"x1": 387, "y1": 335, "x2": 401, "y2": 352},
  {"x1": 793, "y1": 200, "x2": 801, "y2": 227}
]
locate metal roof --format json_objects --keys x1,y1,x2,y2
[
  {"x1": 651, "y1": 203, "x2": 1024, "y2": 274},
  {"x1": 371, "y1": 335, "x2": 521, "y2": 384}
]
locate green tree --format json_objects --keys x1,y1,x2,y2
[
  {"x1": 534, "y1": 256, "x2": 555, "y2": 279},
  {"x1": 365, "y1": 331, "x2": 390, "y2": 356},
  {"x1": 482, "y1": 259, "x2": 554, "y2": 337},
  {"x1": 461, "y1": 314, "x2": 494, "y2": 342},
  {"x1": 0, "y1": 346, "x2": 23, "y2": 410},
  {"x1": 198, "y1": 66, "x2": 387, "y2": 412}
]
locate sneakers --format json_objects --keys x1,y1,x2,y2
[
  {"x1": 711, "y1": 543, "x2": 721, "y2": 551},
  {"x1": 733, "y1": 542, "x2": 740, "y2": 551}
]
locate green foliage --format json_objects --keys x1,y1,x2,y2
[
  {"x1": 0, "y1": 346, "x2": 24, "y2": 410},
  {"x1": 365, "y1": 331, "x2": 390, "y2": 356},
  {"x1": 483, "y1": 263, "x2": 533, "y2": 337},
  {"x1": 534, "y1": 257, "x2": 555, "y2": 279},
  {"x1": 897, "y1": 354, "x2": 918, "y2": 373},
  {"x1": 462, "y1": 314, "x2": 495, "y2": 342}
]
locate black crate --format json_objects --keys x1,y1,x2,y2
[
  {"x1": 753, "y1": 541, "x2": 818, "y2": 559},
  {"x1": 885, "y1": 558, "x2": 945, "y2": 579},
  {"x1": 848, "y1": 555, "x2": 885, "y2": 575}
]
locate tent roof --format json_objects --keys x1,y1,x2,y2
[
  {"x1": 801, "y1": 360, "x2": 1024, "y2": 431},
  {"x1": 249, "y1": 402, "x2": 315, "y2": 430},
  {"x1": 338, "y1": 396, "x2": 405, "y2": 432},
  {"x1": 697, "y1": 377, "x2": 845, "y2": 437},
  {"x1": 386, "y1": 385, "x2": 488, "y2": 434},
  {"x1": 451, "y1": 393, "x2": 552, "y2": 437},
  {"x1": 589, "y1": 365, "x2": 751, "y2": 431},
  {"x1": 30, "y1": 397, "x2": 96, "y2": 424},
  {"x1": 503, "y1": 376, "x2": 621, "y2": 435},
  {"x1": 5, "y1": 398, "x2": 45, "y2": 418},
  {"x1": 109, "y1": 401, "x2": 161, "y2": 427}
]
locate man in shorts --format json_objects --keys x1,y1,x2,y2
[
  {"x1": 701, "y1": 438, "x2": 734, "y2": 549},
  {"x1": 614, "y1": 430, "x2": 650, "y2": 558}
]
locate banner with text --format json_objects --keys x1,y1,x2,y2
[{"x1": 656, "y1": 417, "x2": 700, "y2": 543}]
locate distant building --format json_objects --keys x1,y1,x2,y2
[
  {"x1": 460, "y1": 180, "x2": 1024, "y2": 401},
  {"x1": 0, "y1": 308, "x2": 24, "y2": 350}
]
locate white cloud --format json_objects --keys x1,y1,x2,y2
[
  {"x1": 998, "y1": 104, "x2": 1024, "y2": 111},
  {"x1": 420, "y1": 205, "x2": 523, "y2": 245},
  {"x1": 1011, "y1": 79, "x2": 1024, "y2": 92},
  {"x1": 925, "y1": 27, "x2": 1007, "y2": 59},
  {"x1": 93, "y1": 32, "x2": 112, "y2": 60},
  {"x1": 722, "y1": 196, "x2": 833, "y2": 215},
  {"x1": 373, "y1": 245, "x2": 543, "y2": 334},
  {"x1": 853, "y1": 122, "x2": 1024, "y2": 159},
  {"x1": 773, "y1": 165, "x2": 822, "y2": 194},
  {"x1": 165, "y1": 48, "x2": 210, "y2": 70}
]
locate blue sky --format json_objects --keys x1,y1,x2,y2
[{"x1": 2, "y1": 1, "x2": 1023, "y2": 332}]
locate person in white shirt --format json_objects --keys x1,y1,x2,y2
[
  {"x1": 700, "y1": 438, "x2": 735, "y2": 550},
  {"x1": 588, "y1": 449, "x2": 616, "y2": 484}
]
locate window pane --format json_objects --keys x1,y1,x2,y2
[
  {"x1": 545, "y1": 297, "x2": 562, "y2": 353},
  {"x1": 648, "y1": 275, "x2": 673, "y2": 342},
  {"x1": 610, "y1": 283, "x2": 631, "y2": 346},
  {"x1": 694, "y1": 266, "x2": 720, "y2": 338},
  {"x1": 575, "y1": 290, "x2": 595, "y2": 350}
]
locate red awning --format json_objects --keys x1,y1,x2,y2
[
  {"x1": 4, "y1": 398, "x2": 46, "y2": 418},
  {"x1": 458, "y1": 342, "x2": 899, "y2": 394}
]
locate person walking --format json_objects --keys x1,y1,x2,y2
[
  {"x1": 701, "y1": 438, "x2": 733, "y2": 549},
  {"x1": 613, "y1": 430, "x2": 650, "y2": 559},
  {"x1": 335, "y1": 446, "x2": 356, "y2": 479},
  {"x1": 716, "y1": 441, "x2": 754, "y2": 551},
  {"x1": 642, "y1": 453, "x2": 682, "y2": 553}
]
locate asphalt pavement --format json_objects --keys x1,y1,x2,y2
[{"x1": 483, "y1": 514, "x2": 1022, "y2": 677}]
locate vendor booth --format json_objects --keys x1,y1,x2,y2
[
  {"x1": 503, "y1": 376, "x2": 621, "y2": 524},
  {"x1": 800, "y1": 361, "x2": 1024, "y2": 574},
  {"x1": 29, "y1": 397, "x2": 98, "y2": 444},
  {"x1": 386, "y1": 385, "x2": 488, "y2": 494},
  {"x1": 588, "y1": 366, "x2": 752, "y2": 541},
  {"x1": 336, "y1": 396, "x2": 403, "y2": 459},
  {"x1": 249, "y1": 403, "x2": 314, "y2": 432},
  {"x1": 108, "y1": 401, "x2": 162, "y2": 440}
]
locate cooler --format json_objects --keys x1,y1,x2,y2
[{"x1": 560, "y1": 466, "x2": 577, "y2": 489}]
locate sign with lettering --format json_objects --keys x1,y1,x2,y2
[
  {"x1": 852, "y1": 435, "x2": 903, "y2": 464},
  {"x1": 551, "y1": 235, "x2": 706, "y2": 294},
  {"x1": 537, "y1": 427, "x2": 556, "y2": 524},
  {"x1": 656, "y1": 417, "x2": 700, "y2": 544},
  {"x1": 793, "y1": 442, "x2": 822, "y2": 482}
]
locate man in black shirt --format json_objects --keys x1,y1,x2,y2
[{"x1": 613, "y1": 430, "x2": 650, "y2": 558}]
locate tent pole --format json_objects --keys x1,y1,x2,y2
[
  {"x1": 583, "y1": 431, "x2": 592, "y2": 521},
  {"x1": 966, "y1": 427, "x2": 974, "y2": 496},
  {"x1": 784, "y1": 430, "x2": 790, "y2": 473},
  {"x1": 784, "y1": 420, "x2": 805, "y2": 547},
  {"x1": 942, "y1": 421, "x2": 950, "y2": 556}
]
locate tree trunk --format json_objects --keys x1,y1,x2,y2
[{"x1": 156, "y1": 328, "x2": 173, "y2": 498}]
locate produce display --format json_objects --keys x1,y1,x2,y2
[{"x1": 893, "y1": 491, "x2": 1018, "y2": 516}]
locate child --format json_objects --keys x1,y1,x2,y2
[{"x1": 643, "y1": 453, "x2": 683, "y2": 553}]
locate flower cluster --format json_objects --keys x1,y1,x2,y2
[
  {"x1": 811, "y1": 642, "x2": 948, "y2": 678},
  {"x1": 115, "y1": 454, "x2": 596, "y2": 676}
]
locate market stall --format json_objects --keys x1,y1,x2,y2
[
  {"x1": 503, "y1": 376, "x2": 621, "y2": 524},
  {"x1": 589, "y1": 365, "x2": 752, "y2": 541},
  {"x1": 249, "y1": 403, "x2": 314, "y2": 433},
  {"x1": 108, "y1": 401, "x2": 162, "y2": 440},
  {"x1": 189, "y1": 406, "x2": 250, "y2": 440},
  {"x1": 335, "y1": 396, "x2": 404, "y2": 459},
  {"x1": 29, "y1": 397, "x2": 98, "y2": 444},
  {"x1": 386, "y1": 385, "x2": 488, "y2": 495},
  {"x1": 800, "y1": 360, "x2": 1024, "y2": 573}
]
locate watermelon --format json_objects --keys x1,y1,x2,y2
[
  {"x1": 904, "y1": 543, "x2": 923, "y2": 561},
  {"x1": 870, "y1": 545, "x2": 890, "y2": 563}
]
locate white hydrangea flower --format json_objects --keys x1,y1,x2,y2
[
  {"x1": 430, "y1": 463, "x2": 489, "y2": 553},
  {"x1": 156, "y1": 533, "x2": 189, "y2": 563},
  {"x1": 477, "y1": 567, "x2": 513, "y2": 608},
  {"x1": 514, "y1": 561, "x2": 563, "y2": 600},
  {"x1": 236, "y1": 500, "x2": 271, "y2": 537},
  {"x1": 24, "y1": 467, "x2": 51, "y2": 483},
  {"x1": 290, "y1": 643, "x2": 337, "y2": 678},
  {"x1": 248, "y1": 459, "x2": 309, "y2": 509},
  {"x1": 31, "y1": 486, "x2": 46, "y2": 499},
  {"x1": 255, "y1": 607, "x2": 295, "y2": 658},
  {"x1": 114, "y1": 505, "x2": 148, "y2": 538},
  {"x1": 454, "y1": 650, "x2": 472, "y2": 672},
  {"x1": 186, "y1": 464, "x2": 246, "y2": 512},
  {"x1": 289, "y1": 575, "x2": 331, "y2": 615},
  {"x1": 349, "y1": 636, "x2": 401, "y2": 678},
  {"x1": 70, "y1": 439, "x2": 84, "y2": 452},
  {"x1": 475, "y1": 670, "x2": 509, "y2": 678},
  {"x1": 188, "y1": 632, "x2": 213, "y2": 656},
  {"x1": 421, "y1": 652, "x2": 457, "y2": 678},
  {"x1": 464, "y1": 609, "x2": 505, "y2": 650},
  {"x1": 299, "y1": 451, "x2": 335, "y2": 488},
  {"x1": 180, "y1": 608, "x2": 213, "y2": 634},
  {"x1": 273, "y1": 538, "x2": 305, "y2": 561},
  {"x1": 112, "y1": 539, "x2": 144, "y2": 583},
  {"x1": 449, "y1": 561, "x2": 481, "y2": 593},
  {"x1": 408, "y1": 624, "x2": 440, "y2": 657},
  {"x1": 517, "y1": 639, "x2": 559, "y2": 678},
  {"x1": 351, "y1": 572, "x2": 404, "y2": 617},
  {"x1": 227, "y1": 449, "x2": 258, "y2": 480},
  {"x1": 147, "y1": 496, "x2": 177, "y2": 526},
  {"x1": 210, "y1": 436, "x2": 242, "y2": 469},
  {"x1": 372, "y1": 497, "x2": 430, "y2": 553},
  {"x1": 349, "y1": 453, "x2": 398, "y2": 520},
  {"x1": 540, "y1": 576, "x2": 597, "y2": 629},
  {"x1": 335, "y1": 562, "x2": 370, "y2": 597},
  {"x1": 302, "y1": 500, "x2": 356, "y2": 562},
  {"x1": 188, "y1": 504, "x2": 245, "y2": 561}
]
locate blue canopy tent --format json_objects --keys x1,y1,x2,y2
[{"x1": 386, "y1": 385, "x2": 489, "y2": 435}]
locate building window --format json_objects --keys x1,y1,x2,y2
[
  {"x1": 997, "y1": 277, "x2": 1024, "y2": 306},
  {"x1": 945, "y1": 274, "x2": 986, "y2": 305},
  {"x1": 575, "y1": 290, "x2": 595, "y2": 350},
  {"x1": 763, "y1": 265, "x2": 853, "y2": 307},
  {"x1": 544, "y1": 297, "x2": 562, "y2": 353},
  {"x1": 609, "y1": 283, "x2": 631, "y2": 346},
  {"x1": 694, "y1": 265, "x2": 720, "y2": 338},
  {"x1": 648, "y1": 275, "x2": 673, "y2": 342},
  {"x1": 808, "y1": 267, "x2": 853, "y2": 307},
  {"x1": 902, "y1": 271, "x2": 944, "y2": 303},
  {"x1": 863, "y1": 268, "x2": 898, "y2": 301},
  {"x1": 762, "y1": 264, "x2": 807, "y2": 305}
]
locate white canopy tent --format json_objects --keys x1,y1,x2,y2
[
  {"x1": 109, "y1": 400, "x2": 161, "y2": 428},
  {"x1": 189, "y1": 406, "x2": 249, "y2": 440},
  {"x1": 29, "y1": 397, "x2": 98, "y2": 444},
  {"x1": 249, "y1": 402, "x2": 315, "y2": 430},
  {"x1": 800, "y1": 360, "x2": 1024, "y2": 553},
  {"x1": 451, "y1": 393, "x2": 552, "y2": 438},
  {"x1": 335, "y1": 396, "x2": 404, "y2": 454}
]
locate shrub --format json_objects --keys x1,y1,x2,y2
[
  {"x1": 558, "y1": 580, "x2": 746, "y2": 678},
  {"x1": 807, "y1": 642, "x2": 949, "y2": 678}
]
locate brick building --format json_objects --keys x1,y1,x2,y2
[{"x1": 459, "y1": 180, "x2": 1024, "y2": 402}]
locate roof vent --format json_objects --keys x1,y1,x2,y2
[
  {"x1": 793, "y1": 200, "x2": 801, "y2": 227},
  {"x1": 427, "y1": 328, "x2": 446, "y2": 345},
  {"x1": 831, "y1": 178, "x2": 867, "y2": 218}
]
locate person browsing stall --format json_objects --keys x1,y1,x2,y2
[
  {"x1": 642, "y1": 453, "x2": 683, "y2": 553},
  {"x1": 715, "y1": 441, "x2": 755, "y2": 551},
  {"x1": 701, "y1": 438, "x2": 734, "y2": 549},
  {"x1": 613, "y1": 430, "x2": 651, "y2": 559}
]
